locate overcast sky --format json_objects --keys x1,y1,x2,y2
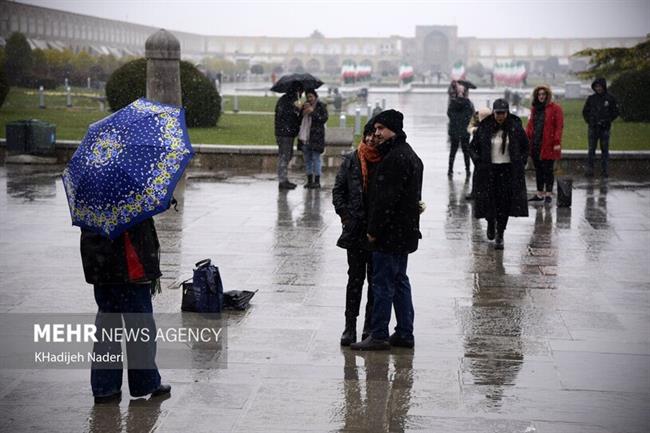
[{"x1": 16, "y1": 0, "x2": 650, "y2": 39}]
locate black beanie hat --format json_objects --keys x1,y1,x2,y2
[
  {"x1": 373, "y1": 109, "x2": 404, "y2": 134},
  {"x1": 363, "y1": 116, "x2": 376, "y2": 136}
]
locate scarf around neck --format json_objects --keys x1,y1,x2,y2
[{"x1": 357, "y1": 140, "x2": 382, "y2": 191}]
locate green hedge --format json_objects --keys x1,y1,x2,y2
[
  {"x1": 610, "y1": 69, "x2": 650, "y2": 122},
  {"x1": 105, "y1": 58, "x2": 221, "y2": 127}
]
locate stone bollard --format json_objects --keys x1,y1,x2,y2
[
  {"x1": 233, "y1": 91, "x2": 239, "y2": 113},
  {"x1": 87, "y1": 77, "x2": 91, "y2": 89},
  {"x1": 382, "y1": 98, "x2": 386, "y2": 109},
  {"x1": 145, "y1": 29, "x2": 185, "y2": 204},
  {"x1": 38, "y1": 86, "x2": 45, "y2": 109},
  {"x1": 145, "y1": 29, "x2": 181, "y2": 106},
  {"x1": 367, "y1": 103, "x2": 372, "y2": 119},
  {"x1": 339, "y1": 113, "x2": 346, "y2": 128},
  {"x1": 66, "y1": 86, "x2": 72, "y2": 107},
  {"x1": 354, "y1": 107, "x2": 361, "y2": 135}
]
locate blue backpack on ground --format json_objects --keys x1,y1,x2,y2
[{"x1": 181, "y1": 259, "x2": 224, "y2": 313}]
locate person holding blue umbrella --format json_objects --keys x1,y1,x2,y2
[{"x1": 63, "y1": 98, "x2": 194, "y2": 404}]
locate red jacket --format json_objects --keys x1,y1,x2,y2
[{"x1": 526, "y1": 101, "x2": 564, "y2": 160}]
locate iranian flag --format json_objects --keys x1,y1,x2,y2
[
  {"x1": 450, "y1": 61, "x2": 466, "y2": 80},
  {"x1": 341, "y1": 63, "x2": 356, "y2": 84},
  {"x1": 399, "y1": 64, "x2": 414, "y2": 84},
  {"x1": 493, "y1": 61, "x2": 527, "y2": 86},
  {"x1": 356, "y1": 64, "x2": 372, "y2": 82}
]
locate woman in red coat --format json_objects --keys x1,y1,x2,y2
[{"x1": 525, "y1": 85, "x2": 564, "y2": 204}]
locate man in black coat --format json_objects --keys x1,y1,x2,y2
[
  {"x1": 275, "y1": 84, "x2": 303, "y2": 189},
  {"x1": 350, "y1": 109, "x2": 424, "y2": 351},
  {"x1": 80, "y1": 218, "x2": 171, "y2": 404},
  {"x1": 447, "y1": 82, "x2": 475, "y2": 177},
  {"x1": 582, "y1": 78, "x2": 619, "y2": 177}
]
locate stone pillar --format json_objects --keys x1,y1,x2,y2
[
  {"x1": 145, "y1": 29, "x2": 186, "y2": 204},
  {"x1": 145, "y1": 29, "x2": 181, "y2": 105}
]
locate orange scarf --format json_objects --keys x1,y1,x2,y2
[{"x1": 358, "y1": 140, "x2": 382, "y2": 191}]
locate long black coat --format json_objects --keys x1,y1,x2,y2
[
  {"x1": 300, "y1": 100, "x2": 329, "y2": 153},
  {"x1": 80, "y1": 218, "x2": 162, "y2": 285},
  {"x1": 332, "y1": 150, "x2": 368, "y2": 249},
  {"x1": 367, "y1": 134, "x2": 424, "y2": 254},
  {"x1": 274, "y1": 92, "x2": 301, "y2": 137},
  {"x1": 447, "y1": 96, "x2": 475, "y2": 138},
  {"x1": 469, "y1": 114, "x2": 529, "y2": 219}
]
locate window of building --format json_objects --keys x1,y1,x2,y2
[
  {"x1": 514, "y1": 43, "x2": 527, "y2": 56},
  {"x1": 532, "y1": 43, "x2": 546, "y2": 56},
  {"x1": 550, "y1": 43, "x2": 564, "y2": 56},
  {"x1": 479, "y1": 44, "x2": 492, "y2": 56},
  {"x1": 495, "y1": 45, "x2": 509, "y2": 56}
]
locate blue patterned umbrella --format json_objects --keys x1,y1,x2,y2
[{"x1": 62, "y1": 98, "x2": 194, "y2": 239}]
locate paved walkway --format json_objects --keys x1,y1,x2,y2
[{"x1": 0, "y1": 127, "x2": 649, "y2": 432}]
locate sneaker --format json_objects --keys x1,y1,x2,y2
[
  {"x1": 544, "y1": 196, "x2": 552, "y2": 204},
  {"x1": 389, "y1": 333, "x2": 414, "y2": 348},
  {"x1": 150, "y1": 384, "x2": 172, "y2": 398},
  {"x1": 350, "y1": 336, "x2": 390, "y2": 351},
  {"x1": 528, "y1": 195, "x2": 544, "y2": 202},
  {"x1": 278, "y1": 180, "x2": 297, "y2": 190}
]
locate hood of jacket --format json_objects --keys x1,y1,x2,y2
[
  {"x1": 532, "y1": 85, "x2": 553, "y2": 105},
  {"x1": 591, "y1": 77, "x2": 608, "y2": 92}
]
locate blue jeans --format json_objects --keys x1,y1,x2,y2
[
  {"x1": 370, "y1": 252, "x2": 414, "y2": 340},
  {"x1": 91, "y1": 283, "x2": 161, "y2": 398},
  {"x1": 303, "y1": 147, "x2": 322, "y2": 176},
  {"x1": 587, "y1": 125, "x2": 610, "y2": 175}
]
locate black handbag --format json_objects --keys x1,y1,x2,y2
[{"x1": 181, "y1": 259, "x2": 224, "y2": 313}]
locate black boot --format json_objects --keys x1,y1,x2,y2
[
  {"x1": 312, "y1": 175, "x2": 321, "y2": 189},
  {"x1": 361, "y1": 317, "x2": 371, "y2": 341},
  {"x1": 340, "y1": 317, "x2": 357, "y2": 346},
  {"x1": 487, "y1": 219, "x2": 496, "y2": 240},
  {"x1": 495, "y1": 231, "x2": 504, "y2": 250},
  {"x1": 304, "y1": 174, "x2": 313, "y2": 188}
]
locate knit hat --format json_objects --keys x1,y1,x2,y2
[
  {"x1": 363, "y1": 117, "x2": 376, "y2": 136},
  {"x1": 373, "y1": 109, "x2": 404, "y2": 134}
]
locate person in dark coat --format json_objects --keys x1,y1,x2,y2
[
  {"x1": 332, "y1": 119, "x2": 379, "y2": 345},
  {"x1": 470, "y1": 99, "x2": 529, "y2": 250},
  {"x1": 275, "y1": 84, "x2": 303, "y2": 189},
  {"x1": 582, "y1": 77, "x2": 619, "y2": 177},
  {"x1": 447, "y1": 82, "x2": 475, "y2": 177},
  {"x1": 526, "y1": 85, "x2": 564, "y2": 204},
  {"x1": 298, "y1": 89, "x2": 329, "y2": 189},
  {"x1": 80, "y1": 218, "x2": 171, "y2": 404},
  {"x1": 350, "y1": 109, "x2": 424, "y2": 351}
]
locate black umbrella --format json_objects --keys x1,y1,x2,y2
[
  {"x1": 223, "y1": 290, "x2": 257, "y2": 311},
  {"x1": 457, "y1": 79, "x2": 477, "y2": 89},
  {"x1": 270, "y1": 73, "x2": 324, "y2": 93}
]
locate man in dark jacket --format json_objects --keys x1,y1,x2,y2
[
  {"x1": 275, "y1": 84, "x2": 304, "y2": 189},
  {"x1": 447, "y1": 82, "x2": 475, "y2": 177},
  {"x1": 350, "y1": 109, "x2": 423, "y2": 351},
  {"x1": 80, "y1": 218, "x2": 170, "y2": 404},
  {"x1": 582, "y1": 78, "x2": 619, "y2": 177}
]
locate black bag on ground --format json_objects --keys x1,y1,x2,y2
[
  {"x1": 181, "y1": 259, "x2": 224, "y2": 313},
  {"x1": 557, "y1": 177, "x2": 573, "y2": 208},
  {"x1": 223, "y1": 290, "x2": 257, "y2": 311}
]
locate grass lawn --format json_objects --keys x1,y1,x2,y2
[{"x1": 2, "y1": 88, "x2": 647, "y2": 148}]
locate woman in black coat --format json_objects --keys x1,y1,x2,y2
[
  {"x1": 469, "y1": 99, "x2": 529, "y2": 250},
  {"x1": 332, "y1": 121, "x2": 378, "y2": 345}
]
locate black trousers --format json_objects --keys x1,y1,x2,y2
[
  {"x1": 345, "y1": 248, "x2": 374, "y2": 327},
  {"x1": 488, "y1": 163, "x2": 512, "y2": 233},
  {"x1": 531, "y1": 147, "x2": 555, "y2": 192},
  {"x1": 449, "y1": 135, "x2": 471, "y2": 172}
]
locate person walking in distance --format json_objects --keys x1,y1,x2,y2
[
  {"x1": 469, "y1": 99, "x2": 529, "y2": 250},
  {"x1": 447, "y1": 82, "x2": 475, "y2": 177},
  {"x1": 526, "y1": 85, "x2": 564, "y2": 204}
]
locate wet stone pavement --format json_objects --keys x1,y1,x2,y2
[{"x1": 0, "y1": 134, "x2": 649, "y2": 432}]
